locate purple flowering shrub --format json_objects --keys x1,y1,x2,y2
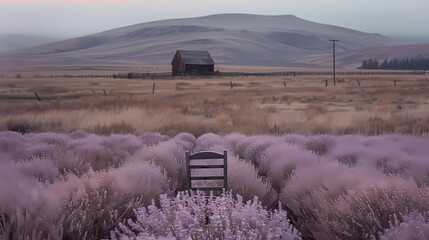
[
  {"x1": 0, "y1": 160, "x2": 63, "y2": 240},
  {"x1": 310, "y1": 178, "x2": 429, "y2": 239},
  {"x1": 0, "y1": 131, "x2": 171, "y2": 239},
  {"x1": 112, "y1": 191, "x2": 301, "y2": 240},
  {"x1": 379, "y1": 212, "x2": 429, "y2": 240},
  {"x1": 1, "y1": 131, "x2": 429, "y2": 239}
]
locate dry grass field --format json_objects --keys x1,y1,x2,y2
[
  {"x1": 1, "y1": 68, "x2": 429, "y2": 136},
  {"x1": 2, "y1": 67, "x2": 429, "y2": 239}
]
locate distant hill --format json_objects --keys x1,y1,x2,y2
[
  {"x1": 0, "y1": 34, "x2": 58, "y2": 52},
  {"x1": 1, "y1": 13, "x2": 424, "y2": 69}
]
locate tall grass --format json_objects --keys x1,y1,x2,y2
[{"x1": 2, "y1": 74, "x2": 429, "y2": 137}]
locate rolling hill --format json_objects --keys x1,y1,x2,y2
[
  {"x1": 2, "y1": 13, "x2": 426, "y2": 69},
  {"x1": 0, "y1": 34, "x2": 59, "y2": 52}
]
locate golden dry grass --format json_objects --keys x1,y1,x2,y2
[{"x1": 1, "y1": 70, "x2": 429, "y2": 136}]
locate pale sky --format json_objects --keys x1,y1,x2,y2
[{"x1": 1, "y1": 0, "x2": 429, "y2": 41}]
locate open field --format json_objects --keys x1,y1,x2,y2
[
  {"x1": 1, "y1": 70, "x2": 429, "y2": 136},
  {"x1": 2, "y1": 68, "x2": 429, "y2": 239}
]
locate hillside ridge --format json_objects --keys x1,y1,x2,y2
[{"x1": 0, "y1": 13, "x2": 419, "y2": 68}]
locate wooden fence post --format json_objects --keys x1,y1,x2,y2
[
  {"x1": 357, "y1": 79, "x2": 361, "y2": 87},
  {"x1": 230, "y1": 81, "x2": 233, "y2": 89},
  {"x1": 34, "y1": 92, "x2": 41, "y2": 101},
  {"x1": 152, "y1": 82, "x2": 156, "y2": 94},
  {"x1": 103, "y1": 89, "x2": 107, "y2": 96},
  {"x1": 325, "y1": 80, "x2": 328, "y2": 87},
  {"x1": 394, "y1": 80, "x2": 397, "y2": 87},
  {"x1": 283, "y1": 81, "x2": 287, "y2": 87}
]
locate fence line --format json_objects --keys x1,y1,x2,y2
[
  {"x1": 1, "y1": 70, "x2": 426, "y2": 79},
  {"x1": 117, "y1": 70, "x2": 427, "y2": 80},
  {"x1": 1, "y1": 75, "x2": 427, "y2": 101},
  {"x1": 0, "y1": 74, "x2": 116, "y2": 79}
]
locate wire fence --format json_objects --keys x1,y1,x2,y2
[
  {"x1": 1, "y1": 70, "x2": 426, "y2": 80},
  {"x1": 1, "y1": 69, "x2": 427, "y2": 101},
  {"x1": 116, "y1": 70, "x2": 427, "y2": 80}
]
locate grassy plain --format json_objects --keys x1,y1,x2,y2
[
  {"x1": 1, "y1": 67, "x2": 429, "y2": 136},
  {"x1": 2, "y1": 67, "x2": 429, "y2": 239}
]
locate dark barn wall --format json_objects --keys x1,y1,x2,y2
[
  {"x1": 171, "y1": 52, "x2": 186, "y2": 76},
  {"x1": 184, "y1": 64, "x2": 214, "y2": 74},
  {"x1": 171, "y1": 50, "x2": 215, "y2": 76}
]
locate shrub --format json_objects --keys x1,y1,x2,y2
[
  {"x1": 303, "y1": 135, "x2": 335, "y2": 156},
  {"x1": 48, "y1": 161, "x2": 169, "y2": 239},
  {"x1": 315, "y1": 178, "x2": 429, "y2": 240},
  {"x1": 194, "y1": 133, "x2": 224, "y2": 152},
  {"x1": 379, "y1": 212, "x2": 429, "y2": 240},
  {"x1": 1, "y1": 131, "x2": 429, "y2": 239},
  {"x1": 259, "y1": 142, "x2": 318, "y2": 192},
  {"x1": 234, "y1": 135, "x2": 279, "y2": 168},
  {"x1": 138, "y1": 132, "x2": 170, "y2": 146},
  {"x1": 112, "y1": 191, "x2": 301, "y2": 240},
  {"x1": 279, "y1": 166, "x2": 403, "y2": 239},
  {"x1": 0, "y1": 161, "x2": 62, "y2": 240},
  {"x1": 228, "y1": 155, "x2": 277, "y2": 207},
  {"x1": 131, "y1": 141, "x2": 187, "y2": 191}
]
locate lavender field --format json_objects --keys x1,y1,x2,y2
[{"x1": 1, "y1": 131, "x2": 429, "y2": 239}]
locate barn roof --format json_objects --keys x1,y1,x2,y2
[{"x1": 174, "y1": 50, "x2": 215, "y2": 65}]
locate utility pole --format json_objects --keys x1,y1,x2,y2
[{"x1": 329, "y1": 40, "x2": 339, "y2": 85}]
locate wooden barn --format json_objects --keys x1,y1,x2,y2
[{"x1": 171, "y1": 50, "x2": 215, "y2": 76}]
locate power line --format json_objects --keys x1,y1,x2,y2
[{"x1": 329, "y1": 39, "x2": 339, "y2": 86}]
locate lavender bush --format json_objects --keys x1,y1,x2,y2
[
  {"x1": 1, "y1": 131, "x2": 429, "y2": 239},
  {"x1": 379, "y1": 212, "x2": 429, "y2": 240},
  {"x1": 112, "y1": 191, "x2": 301, "y2": 240},
  {"x1": 313, "y1": 178, "x2": 429, "y2": 239}
]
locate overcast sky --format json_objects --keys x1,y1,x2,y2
[{"x1": 1, "y1": 0, "x2": 429, "y2": 41}]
